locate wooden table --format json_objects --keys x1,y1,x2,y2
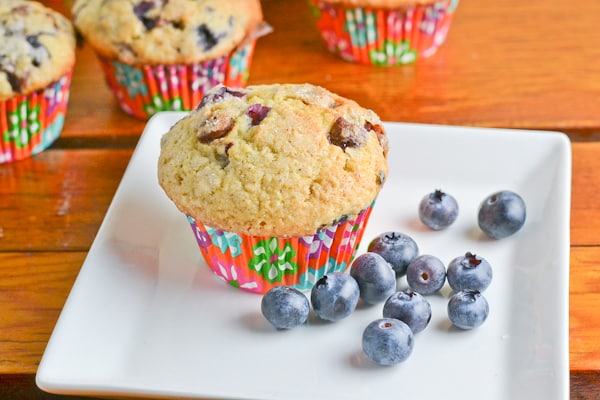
[{"x1": 1, "y1": 0, "x2": 599, "y2": 398}]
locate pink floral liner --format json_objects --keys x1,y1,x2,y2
[
  {"x1": 98, "y1": 41, "x2": 257, "y2": 119},
  {"x1": 310, "y1": 0, "x2": 459, "y2": 65},
  {"x1": 0, "y1": 71, "x2": 72, "y2": 164},
  {"x1": 186, "y1": 204, "x2": 375, "y2": 294}
]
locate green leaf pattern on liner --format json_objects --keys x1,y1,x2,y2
[
  {"x1": 142, "y1": 93, "x2": 183, "y2": 116},
  {"x1": 249, "y1": 238, "x2": 298, "y2": 283},
  {"x1": 4, "y1": 101, "x2": 41, "y2": 148},
  {"x1": 369, "y1": 39, "x2": 417, "y2": 66}
]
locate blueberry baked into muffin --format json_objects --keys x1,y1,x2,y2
[
  {"x1": 0, "y1": 0, "x2": 75, "y2": 163},
  {"x1": 158, "y1": 83, "x2": 388, "y2": 294},
  {"x1": 72, "y1": 0, "x2": 268, "y2": 119}
]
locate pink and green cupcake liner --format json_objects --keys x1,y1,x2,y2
[
  {"x1": 0, "y1": 71, "x2": 72, "y2": 164},
  {"x1": 186, "y1": 204, "x2": 375, "y2": 294},
  {"x1": 309, "y1": 0, "x2": 459, "y2": 65},
  {"x1": 98, "y1": 41, "x2": 257, "y2": 120}
]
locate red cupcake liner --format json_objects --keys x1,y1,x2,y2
[
  {"x1": 0, "y1": 71, "x2": 72, "y2": 164},
  {"x1": 186, "y1": 205, "x2": 375, "y2": 294},
  {"x1": 98, "y1": 41, "x2": 257, "y2": 119},
  {"x1": 310, "y1": 0, "x2": 459, "y2": 65}
]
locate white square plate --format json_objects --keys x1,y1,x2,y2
[{"x1": 37, "y1": 112, "x2": 571, "y2": 400}]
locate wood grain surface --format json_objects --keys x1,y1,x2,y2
[{"x1": 1, "y1": 0, "x2": 599, "y2": 398}]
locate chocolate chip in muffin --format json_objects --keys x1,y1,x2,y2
[
  {"x1": 26, "y1": 34, "x2": 41, "y2": 48},
  {"x1": 246, "y1": 104, "x2": 270, "y2": 126},
  {"x1": 376, "y1": 171, "x2": 386, "y2": 186},
  {"x1": 328, "y1": 117, "x2": 368, "y2": 150},
  {"x1": 4, "y1": 71, "x2": 23, "y2": 93},
  {"x1": 318, "y1": 214, "x2": 350, "y2": 231},
  {"x1": 133, "y1": 1, "x2": 158, "y2": 29},
  {"x1": 197, "y1": 114, "x2": 235, "y2": 143},
  {"x1": 196, "y1": 86, "x2": 246, "y2": 109},
  {"x1": 196, "y1": 24, "x2": 219, "y2": 51},
  {"x1": 216, "y1": 142, "x2": 234, "y2": 168},
  {"x1": 365, "y1": 121, "x2": 388, "y2": 155}
]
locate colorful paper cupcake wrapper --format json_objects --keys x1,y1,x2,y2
[
  {"x1": 0, "y1": 71, "x2": 72, "y2": 164},
  {"x1": 186, "y1": 205, "x2": 374, "y2": 294},
  {"x1": 98, "y1": 41, "x2": 257, "y2": 120},
  {"x1": 310, "y1": 0, "x2": 459, "y2": 65}
]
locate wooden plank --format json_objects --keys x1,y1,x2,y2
[
  {"x1": 571, "y1": 142, "x2": 600, "y2": 246},
  {"x1": 0, "y1": 149, "x2": 132, "y2": 252},
  {"x1": 570, "y1": 247, "x2": 600, "y2": 371},
  {"x1": 0, "y1": 246, "x2": 599, "y2": 374},
  {"x1": 0, "y1": 253, "x2": 85, "y2": 374},
  {"x1": 40, "y1": 0, "x2": 600, "y2": 137}
]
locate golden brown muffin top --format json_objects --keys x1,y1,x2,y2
[
  {"x1": 72, "y1": 0, "x2": 263, "y2": 65},
  {"x1": 0, "y1": 0, "x2": 75, "y2": 100},
  {"x1": 158, "y1": 83, "x2": 389, "y2": 237}
]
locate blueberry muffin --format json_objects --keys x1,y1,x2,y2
[
  {"x1": 310, "y1": 0, "x2": 459, "y2": 65},
  {"x1": 72, "y1": 0, "x2": 268, "y2": 119},
  {"x1": 0, "y1": 0, "x2": 75, "y2": 163},
  {"x1": 158, "y1": 83, "x2": 388, "y2": 294}
]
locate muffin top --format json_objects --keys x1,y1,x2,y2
[
  {"x1": 0, "y1": 0, "x2": 75, "y2": 100},
  {"x1": 318, "y1": 0, "x2": 438, "y2": 8},
  {"x1": 158, "y1": 83, "x2": 389, "y2": 237},
  {"x1": 72, "y1": 0, "x2": 264, "y2": 65}
]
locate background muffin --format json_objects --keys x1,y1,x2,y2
[
  {"x1": 309, "y1": 0, "x2": 459, "y2": 65},
  {"x1": 0, "y1": 0, "x2": 75, "y2": 163},
  {"x1": 158, "y1": 83, "x2": 389, "y2": 294},
  {"x1": 72, "y1": 0, "x2": 269, "y2": 119}
]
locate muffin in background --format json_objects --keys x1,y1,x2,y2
[
  {"x1": 309, "y1": 0, "x2": 459, "y2": 65},
  {"x1": 72, "y1": 0, "x2": 270, "y2": 119},
  {"x1": 0, "y1": 0, "x2": 75, "y2": 164},
  {"x1": 158, "y1": 83, "x2": 389, "y2": 294}
]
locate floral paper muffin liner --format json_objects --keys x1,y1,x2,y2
[
  {"x1": 98, "y1": 41, "x2": 257, "y2": 120},
  {"x1": 186, "y1": 205, "x2": 374, "y2": 294},
  {"x1": 0, "y1": 71, "x2": 72, "y2": 164},
  {"x1": 309, "y1": 0, "x2": 459, "y2": 65}
]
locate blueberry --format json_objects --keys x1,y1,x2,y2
[
  {"x1": 383, "y1": 289, "x2": 432, "y2": 334},
  {"x1": 447, "y1": 252, "x2": 493, "y2": 292},
  {"x1": 261, "y1": 286, "x2": 310, "y2": 330},
  {"x1": 478, "y1": 190, "x2": 526, "y2": 239},
  {"x1": 406, "y1": 255, "x2": 446, "y2": 295},
  {"x1": 418, "y1": 189, "x2": 459, "y2": 230},
  {"x1": 310, "y1": 272, "x2": 360, "y2": 321},
  {"x1": 367, "y1": 232, "x2": 419, "y2": 277},
  {"x1": 362, "y1": 318, "x2": 414, "y2": 365},
  {"x1": 447, "y1": 289, "x2": 489, "y2": 330},
  {"x1": 350, "y1": 252, "x2": 397, "y2": 305}
]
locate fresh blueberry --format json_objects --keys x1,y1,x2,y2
[
  {"x1": 310, "y1": 272, "x2": 360, "y2": 322},
  {"x1": 447, "y1": 289, "x2": 489, "y2": 330},
  {"x1": 406, "y1": 255, "x2": 446, "y2": 295},
  {"x1": 478, "y1": 190, "x2": 526, "y2": 239},
  {"x1": 362, "y1": 318, "x2": 414, "y2": 365},
  {"x1": 261, "y1": 286, "x2": 310, "y2": 330},
  {"x1": 383, "y1": 289, "x2": 432, "y2": 334},
  {"x1": 350, "y1": 252, "x2": 397, "y2": 305},
  {"x1": 447, "y1": 252, "x2": 493, "y2": 292},
  {"x1": 367, "y1": 232, "x2": 419, "y2": 277},
  {"x1": 418, "y1": 189, "x2": 459, "y2": 230}
]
